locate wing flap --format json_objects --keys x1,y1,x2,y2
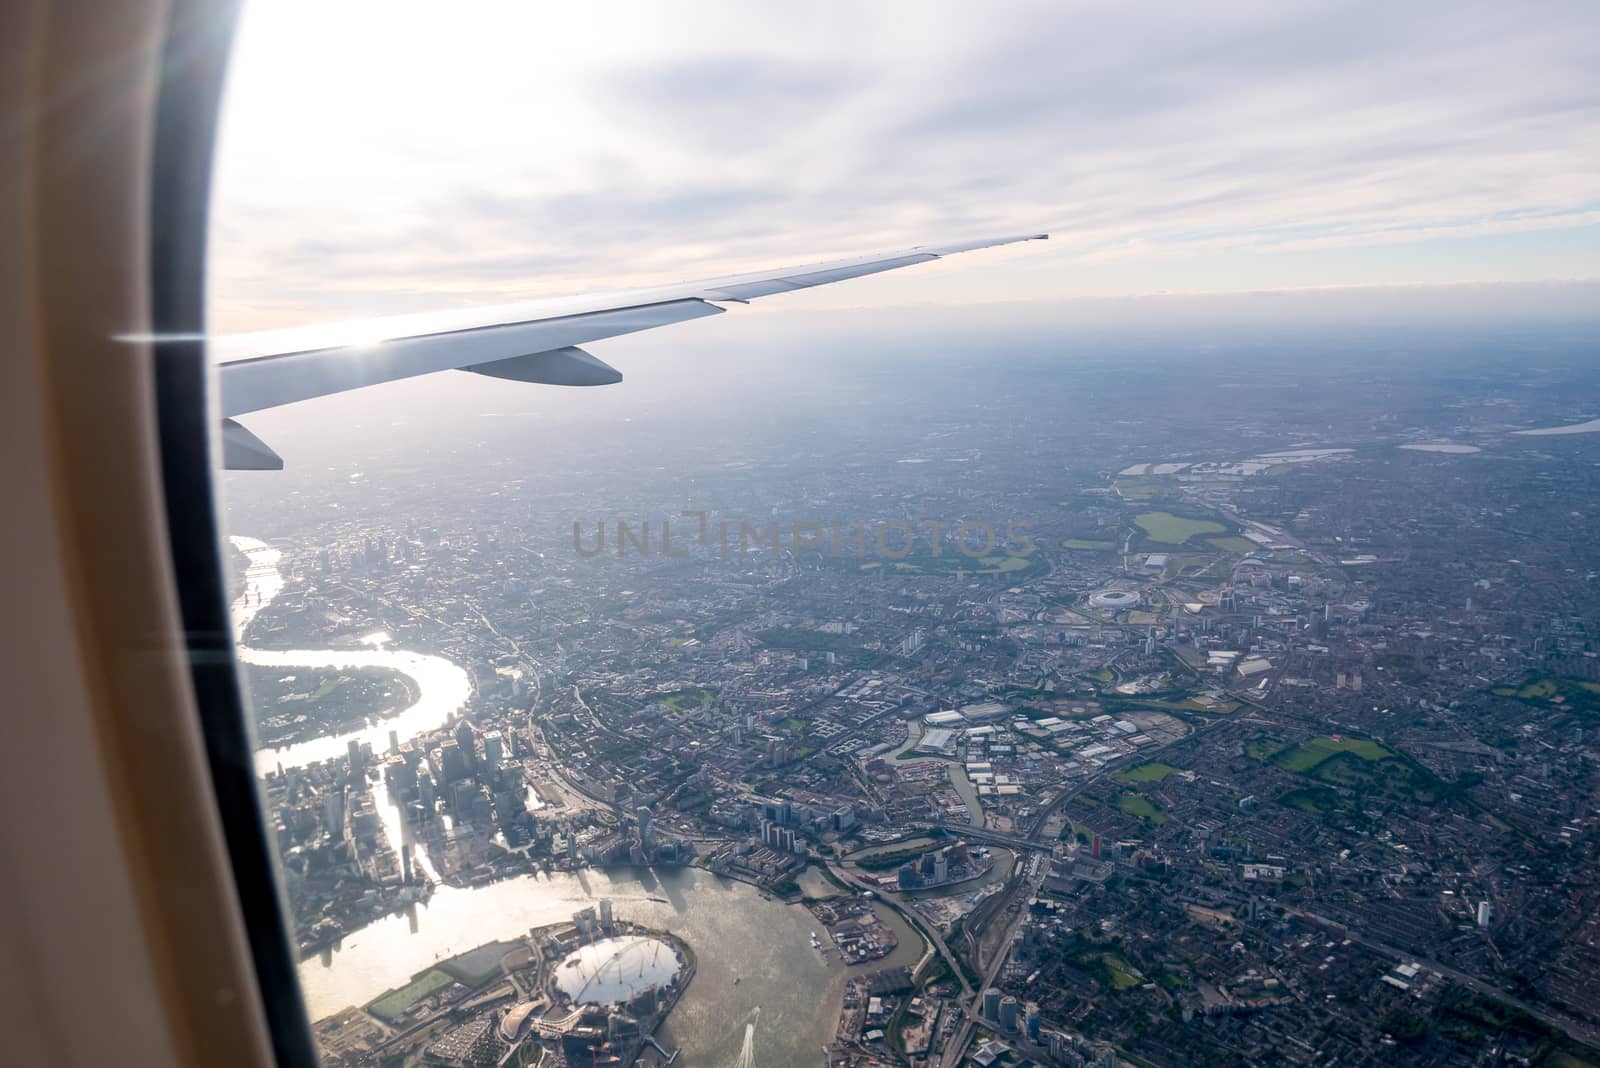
[{"x1": 700, "y1": 279, "x2": 804, "y2": 301}]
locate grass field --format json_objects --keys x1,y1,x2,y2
[
  {"x1": 1273, "y1": 735, "x2": 1392, "y2": 772},
  {"x1": 1280, "y1": 786, "x2": 1341, "y2": 814},
  {"x1": 1491, "y1": 676, "x2": 1600, "y2": 716},
  {"x1": 1258, "y1": 735, "x2": 1452, "y2": 811},
  {"x1": 850, "y1": 835, "x2": 941, "y2": 860},
  {"x1": 1113, "y1": 478, "x2": 1164, "y2": 501},
  {"x1": 367, "y1": 968, "x2": 457, "y2": 1023},
  {"x1": 660, "y1": 687, "x2": 715, "y2": 711},
  {"x1": 1116, "y1": 791, "x2": 1168, "y2": 823},
  {"x1": 1102, "y1": 954, "x2": 1143, "y2": 990},
  {"x1": 757, "y1": 627, "x2": 860, "y2": 653},
  {"x1": 1135, "y1": 511, "x2": 1226, "y2": 545},
  {"x1": 851, "y1": 838, "x2": 942, "y2": 871},
  {"x1": 439, "y1": 940, "x2": 521, "y2": 986},
  {"x1": 820, "y1": 534, "x2": 1046, "y2": 578},
  {"x1": 1246, "y1": 737, "x2": 1289, "y2": 761},
  {"x1": 1206, "y1": 536, "x2": 1259, "y2": 552},
  {"x1": 1501, "y1": 679, "x2": 1561, "y2": 699},
  {"x1": 1109, "y1": 695, "x2": 1238, "y2": 714},
  {"x1": 1116, "y1": 762, "x2": 1180, "y2": 783},
  {"x1": 1063, "y1": 538, "x2": 1118, "y2": 551}
]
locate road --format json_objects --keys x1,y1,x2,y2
[
  {"x1": 462, "y1": 595, "x2": 544, "y2": 711},
  {"x1": 937, "y1": 855, "x2": 1047, "y2": 1068},
  {"x1": 923, "y1": 702, "x2": 1267, "y2": 1065},
  {"x1": 915, "y1": 821, "x2": 1050, "y2": 853},
  {"x1": 527, "y1": 722, "x2": 616, "y2": 815},
  {"x1": 825, "y1": 861, "x2": 973, "y2": 1001},
  {"x1": 1289, "y1": 907, "x2": 1600, "y2": 1048}
]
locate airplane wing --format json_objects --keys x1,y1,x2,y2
[{"x1": 213, "y1": 233, "x2": 1048, "y2": 468}]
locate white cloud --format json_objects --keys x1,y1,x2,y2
[{"x1": 209, "y1": 0, "x2": 1600, "y2": 329}]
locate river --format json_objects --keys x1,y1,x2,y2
[
  {"x1": 232, "y1": 536, "x2": 918, "y2": 1065},
  {"x1": 299, "y1": 865, "x2": 921, "y2": 1066},
  {"x1": 234, "y1": 537, "x2": 473, "y2": 776}
]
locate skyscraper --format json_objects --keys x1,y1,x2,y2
[
  {"x1": 453, "y1": 720, "x2": 477, "y2": 771},
  {"x1": 440, "y1": 740, "x2": 468, "y2": 783},
  {"x1": 637, "y1": 805, "x2": 655, "y2": 852}
]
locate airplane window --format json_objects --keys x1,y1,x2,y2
[{"x1": 205, "y1": 3, "x2": 1600, "y2": 1065}]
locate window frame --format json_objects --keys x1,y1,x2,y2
[{"x1": 150, "y1": 2, "x2": 320, "y2": 1063}]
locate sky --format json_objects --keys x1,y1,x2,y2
[{"x1": 208, "y1": 0, "x2": 1600, "y2": 333}]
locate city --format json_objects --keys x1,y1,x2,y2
[
  {"x1": 224, "y1": 330, "x2": 1600, "y2": 1067},
  {"x1": 8, "y1": 3, "x2": 1600, "y2": 1067}
]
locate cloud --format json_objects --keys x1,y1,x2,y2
[{"x1": 208, "y1": 0, "x2": 1600, "y2": 329}]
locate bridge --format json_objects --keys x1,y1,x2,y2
[{"x1": 915, "y1": 820, "x2": 1052, "y2": 852}]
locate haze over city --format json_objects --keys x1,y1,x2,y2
[{"x1": 207, "y1": 3, "x2": 1600, "y2": 1066}]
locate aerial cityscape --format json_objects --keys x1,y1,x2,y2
[{"x1": 223, "y1": 322, "x2": 1600, "y2": 1067}]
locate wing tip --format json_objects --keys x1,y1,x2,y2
[{"x1": 920, "y1": 232, "x2": 1051, "y2": 257}]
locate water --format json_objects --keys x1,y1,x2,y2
[
  {"x1": 233, "y1": 537, "x2": 918, "y2": 1064},
  {"x1": 297, "y1": 865, "x2": 917, "y2": 1066},
  {"x1": 232, "y1": 537, "x2": 473, "y2": 776}
]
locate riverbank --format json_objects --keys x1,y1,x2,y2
[
  {"x1": 300, "y1": 865, "x2": 885, "y2": 1067},
  {"x1": 233, "y1": 536, "x2": 914, "y2": 1066}
]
